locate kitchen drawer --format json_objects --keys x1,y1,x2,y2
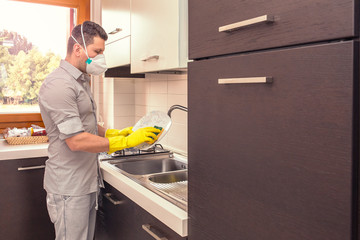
[
  {"x1": 188, "y1": 40, "x2": 356, "y2": 239},
  {"x1": 189, "y1": 0, "x2": 355, "y2": 59}
]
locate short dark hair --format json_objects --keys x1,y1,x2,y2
[{"x1": 67, "y1": 21, "x2": 108, "y2": 55}]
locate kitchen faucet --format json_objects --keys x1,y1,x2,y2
[{"x1": 167, "y1": 105, "x2": 188, "y2": 117}]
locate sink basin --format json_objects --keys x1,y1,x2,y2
[
  {"x1": 148, "y1": 171, "x2": 188, "y2": 184},
  {"x1": 103, "y1": 155, "x2": 188, "y2": 210},
  {"x1": 147, "y1": 171, "x2": 188, "y2": 206},
  {"x1": 109, "y1": 158, "x2": 187, "y2": 175}
]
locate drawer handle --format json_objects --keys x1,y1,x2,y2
[
  {"x1": 108, "y1": 28, "x2": 122, "y2": 35},
  {"x1": 141, "y1": 55, "x2": 159, "y2": 61},
  {"x1": 218, "y1": 77, "x2": 273, "y2": 84},
  {"x1": 18, "y1": 165, "x2": 45, "y2": 171},
  {"x1": 142, "y1": 224, "x2": 168, "y2": 240},
  {"x1": 103, "y1": 193, "x2": 123, "y2": 205},
  {"x1": 219, "y1": 15, "x2": 274, "y2": 32}
]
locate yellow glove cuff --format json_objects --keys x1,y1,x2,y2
[{"x1": 107, "y1": 136, "x2": 128, "y2": 154}]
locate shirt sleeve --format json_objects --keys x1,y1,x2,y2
[{"x1": 40, "y1": 77, "x2": 84, "y2": 140}]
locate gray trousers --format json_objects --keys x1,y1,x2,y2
[{"x1": 46, "y1": 192, "x2": 97, "y2": 240}]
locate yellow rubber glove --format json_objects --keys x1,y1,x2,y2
[
  {"x1": 107, "y1": 127, "x2": 161, "y2": 154},
  {"x1": 105, "y1": 127, "x2": 133, "y2": 138}
]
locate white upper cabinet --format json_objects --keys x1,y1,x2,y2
[
  {"x1": 102, "y1": 0, "x2": 130, "y2": 43},
  {"x1": 102, "y1": 0, "x2": 131, "y2": 68},
  {"x1": 130, "y1": 0, "x2": 188, "y2": 73}
]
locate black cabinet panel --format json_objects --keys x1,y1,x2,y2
[
  {"x1": 189, "y1": 0, "x2": 355, "y2": 59},
  {"x1": 96, "y1": 182, "x2": 137, "y2": 240},
  {"x1": 0, "y1": 157, "x2": 55, "y2": 240},
  {"x1": 96, "y1": 182, "x2": 187, "y2": 240},
  {"x1": 188, "y1": 41, "x2": 355, "y2": 240}
]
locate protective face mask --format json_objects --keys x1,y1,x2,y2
[{"x1": 71, "y1": 24, "x2": 107, "y2": 76}]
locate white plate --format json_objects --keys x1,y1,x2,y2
[{"x1": 132, "y1": 111, "x2": 172, "y2": 149}]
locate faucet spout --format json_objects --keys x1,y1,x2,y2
[{"x1": 168, "y1": 105, "x2": 188, "y2": 117}]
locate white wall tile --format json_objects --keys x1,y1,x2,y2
[
  {"x1": 150, "y1": 80, "x2": 168, "y2": 94},
  {"x1": 169, "y1": 110, "x2": 187, "y2": 125},
  {"x1": 168, "y1": 79, "x2": 187, "y2": 94},
  {"x1": 135, "y1": 93, "x2": 147, "y2": 106},
  {"x1": 167, "y1": 94, "x2": 188, "y2": 108},
  {"x1": 114, "y1": 78, "x2": 135, "y2": 94},
  {"x1": 114, "y1": 105, "x2": 135, "y2": 117},
  {"x1": 134, "y1": 79, "x2": 150, "y2": 94},
  {"x1": 166, "y1": 122, "x2": 188, "y2": 153},
  {"x1": 114, "y1": 93, "x2": 135, "y2": 105},
  {"x1": 147, "y1": 106, "x2": 168, "y2": 113},
  {"x1": 102, "y1": 94, "x2": 114, "y2": 105},
  {"x1": 135, "y1": 105, "x2": 147, "y2": 117},
  {"x1": 147, "y1": 94, "x2": 167, "y2": 107},
  {"x1": 113, "y1": 116, "x2": 136, "y2": 129},
  {"x1": 103, "y1": 78, "x2": 114, "y2": 94}
]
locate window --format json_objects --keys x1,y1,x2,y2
[
  {"x1": 0, "y1": 0, "x2": 89, "y2": 132},
  {"x1": 0, "y1": 0, "x2": 76, "y2": 113}
]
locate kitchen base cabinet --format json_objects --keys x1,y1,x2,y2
[
  {"x1": 0, "y1": 157, "x2": 55, "y2": 239},
  {"x1": 188, "y1": 41, "x2": 357, "y2": 240},
  {"x1": 95, "y1": 181, "x2": 187, "y2": 240}
]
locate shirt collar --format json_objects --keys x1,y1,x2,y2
[{"x1": 60, "y1": 60, "x2": 90, "y2": 82}]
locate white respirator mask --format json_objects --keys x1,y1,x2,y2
[{"x1": 71, "y1": 24, "x2": 107, "y2": 76}]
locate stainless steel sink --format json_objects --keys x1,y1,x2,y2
[
  {"x1": 148, "y1": 171, "x2": 188, "y2": 184},
  {"x1": 110, "y1": 158, "x2": 187, "y2": 176},
  {"x1": 102, "y1": 154, "x2": 188, "y2": 210}
]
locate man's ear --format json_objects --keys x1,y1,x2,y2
[{"x1": 73, "y1": 43, "x2": 82, "y2": 57}]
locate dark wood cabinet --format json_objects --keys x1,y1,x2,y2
[
  {"x1": 96, "y1": 181, "x2": 187, "y2": 240},
  {"x1": 188, "y1": 41, "x2": 356, "y2": 240},
  {"x1": 189, "y1": 0, "x2": 355, "y2": 59},
  {"x1": 188, "y1": 0, "x2": 359, "y2": 239},
  {"x1": 0, "y1": 157, "x2": 55, "y2": 240}
]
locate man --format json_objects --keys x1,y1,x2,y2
[{"x1": 39, "y1": 21, "x2": 160, "y2": 240}]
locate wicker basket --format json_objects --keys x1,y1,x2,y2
[{"x1": 4, "y1": 135, "x2": 48, "y2": 145}]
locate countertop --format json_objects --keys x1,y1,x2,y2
[{"x1": 0, "y1": 139, "x2": 48, "y2": 160}]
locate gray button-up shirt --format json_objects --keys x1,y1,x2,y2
[{"x1": 39, "y1": 60, "x2": 99, "y2": 196}]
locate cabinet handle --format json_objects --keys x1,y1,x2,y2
[
  {"x1": 141, "y1": 55, "x2": 159, "y2": 61},
  {"x1": 103, "y1": 193, "x2": 123, "y2": 205},
  {"x1": 219, "y1": 15, "x2": 274, "y2": 32},
  {"x1": 218, "y1": 77, "x2": 273, "y2": 84},
  {"x1": 142, "y1": 224, "x2": 168, "y2": 240},
  {"x1": 18, "y1": 165, "x2": 45, "y2": 171},
  {"x1": 108, "y1": 28, "x2": 122, "y2": 35}
]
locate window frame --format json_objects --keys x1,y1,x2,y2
[{"x1": 0, "y1": 0, "x2": 90, "y2": 133}]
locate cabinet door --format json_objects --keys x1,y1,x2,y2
[
  {"x1": 188, "y1": 41, "x2": 355, "y2": 240},
  {"x1": 96, "y1": 182, "x2": 137, "y2": 240},
  {"x1": 189, "y1": 0, "x2": 355, "y2": 59},
  {"x1": 135, "y1": 203, "x2": 187, "y2": 240},
  {"x1": 102, "y1": 0, "x2": 131, "y2": 68},
  {"x1": 0, "y1": 157, "x2": 54, "y2": 239},
  {"x1": 102, "y1": 0, "x2": 130, "y2": 44},
  {"x1": 96, "y1": 182, "x2": 187, "y2": 240},
  {"x1": 130, "y1": 0, "x2": 188, "y2": 73},
  {"x1": 104, "y1": 36, "x2": 130, "y2": 68}
]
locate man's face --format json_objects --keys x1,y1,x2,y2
[
  {"x1": 86, "y1": 36, "x2": 105, "y2": 58},
  {"x1": 78, "y1": 36, "x2": 105, "y2": 73}
]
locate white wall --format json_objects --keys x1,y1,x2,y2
[{"x1": 95, "y1": 72, "x2": 188, "y2": 154}]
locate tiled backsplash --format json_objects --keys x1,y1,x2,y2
[{"x1": 94, "y1": 72, "x2": 188, "y2": 154}]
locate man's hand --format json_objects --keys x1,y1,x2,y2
[{"x1": 107, "y1": 127, "x2": 161, "y2": 153}]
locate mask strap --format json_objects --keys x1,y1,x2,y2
[
  {"x1": 71, "y1": 24, "x2": 92, "y2": 64},
  {"x1": 80, "y1": 24, "x2": 92, "y2": 64}
]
